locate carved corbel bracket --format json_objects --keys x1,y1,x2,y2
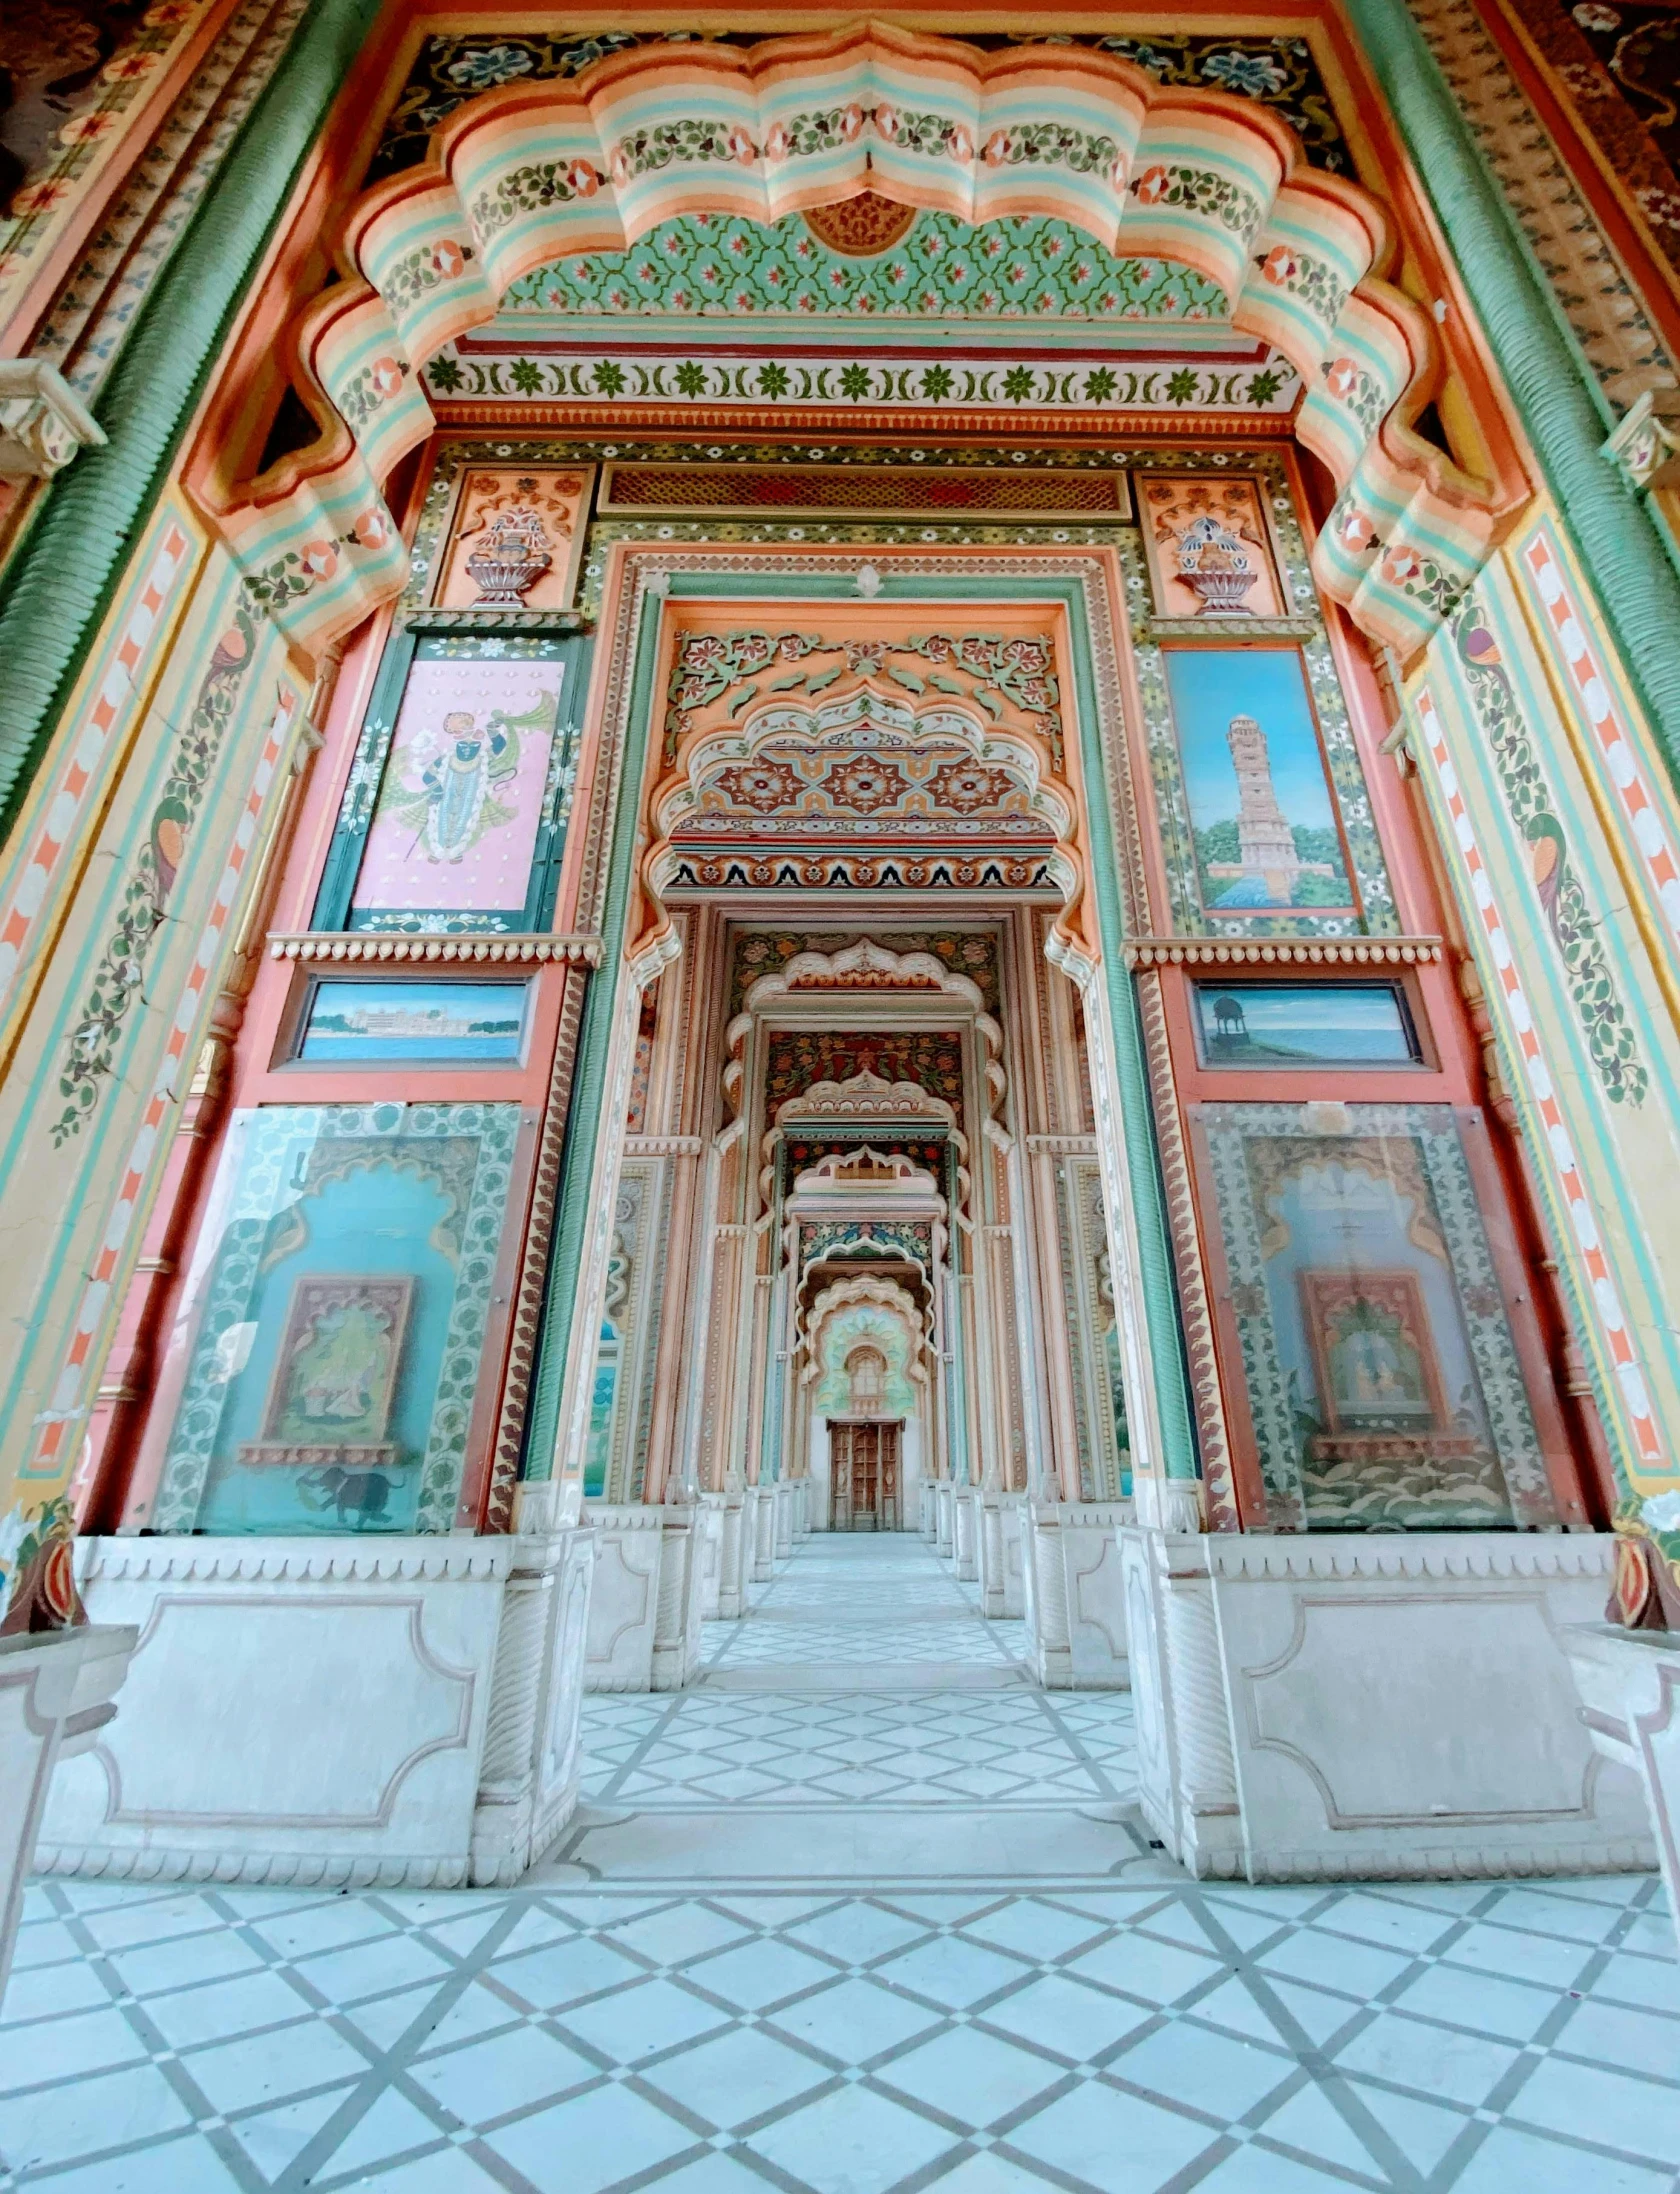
[{"x1": 0, "y1": 361, "x2": 106, "y2": 479}]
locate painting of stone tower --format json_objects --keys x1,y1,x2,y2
[
  {"x1": 1206, "y1": 713, "x2": 1337, "y2": 903},
  {"x1": 1163, "y1": 648, "x2": 1353, "y2": 914}
]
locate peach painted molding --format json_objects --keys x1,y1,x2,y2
[{"x1": 194, "y1": 23, "x2": 1499, "y2": 663}]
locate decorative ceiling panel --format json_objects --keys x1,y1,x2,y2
[{"x1": 491, "y1": 209, "x2": 1230, "y2": 336}]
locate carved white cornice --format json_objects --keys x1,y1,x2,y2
[
  {"x1": 268, "y1": 932, "x2": 604, "y2": 967},
  {"x1": 1121, "y1": 936, "x2": 1442, "y2": 970},
  {"x1": 76, "y1": 1537, "x2": 517, "y2": 1583}
]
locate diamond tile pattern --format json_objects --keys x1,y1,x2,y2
[{"x1": 2, "y1": 1533, "x2": 1676, "y2": 2193}]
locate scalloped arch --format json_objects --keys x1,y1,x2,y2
[{"x1": 209, "y1": 21, "x2": 1496, "y2": 659}]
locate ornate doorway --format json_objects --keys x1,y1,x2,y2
[{"x1": 828, "y1": 1420, "x2": 902, "y2": 1533}]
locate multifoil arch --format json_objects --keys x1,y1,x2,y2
[{"x1": 201, "y1": 22, "x2": 1498, "y2": 663}]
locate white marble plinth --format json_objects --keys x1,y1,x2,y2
[
  {"x1": 696, "y1": 1494, "x2": 724, "y2": 1619},
  {"x1": 38, "y1": 1532, "x2": 595, "y2": 1888},
  {"x1": 747, "y1": 1484, "x2": 778, "y2": 1582},
  {"x1": 697, "y1": 1491, "x2": 749, "y2": 1619},
  {"x1": 773, "y1": 1480, "x2": 794, "y2": 1560},
  {"x1": 2, "y1": 1623, "x2": 136, "y2": 1993},
  {"x1": 919, "y1": 1482, "x2": 937, "y2": 1540},
  {"x1": 935, "y1": 1482, "x2": 955, "y2": 1560},
  {"x1": 953, "y1": 1487, "x2": 980, "y2": 1581},
  {"x1": 979, "y1": 1491, "x2": 1026, "y2": 1618},
  {"x1": 1023, "y1": 1500, "x2": 1132, "y2": 1689},
  {"x1": 1565, "y1": 1622, "x2": 1680, "y2": 1933},
  {"x1": 793, "y1": 1477, "x2": 812, "y2": 1539},
  {"x1": 1123, "y1": 1526, "x2": 1656, "y2": 1882},
  {"x1": 584, "y1": 1504, "x2": 703, "y2": 1692}
]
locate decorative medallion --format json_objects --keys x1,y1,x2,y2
[{"x1": 802, "y1": 190, "x2": 918, "y2": 257}]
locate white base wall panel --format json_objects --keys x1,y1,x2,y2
[
  {"x1": 37, "y1": 1531, "x2": 593, "y2": 1889},
  {"x1": 1123, "y1": 1527, "x2": 1656, "y2": 1882}
]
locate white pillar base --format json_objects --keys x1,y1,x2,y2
[
  {"x1": 1022, "y1": 1500, "x2": 1132, "y2": 1688},
  {"x1": 747, "y1": 1484, "x2": 778, "y2": 1582},
  {"x1": 953, "y1": 1488, "x2": 981, "y2": 1582},
  {"x1": 1123, "y1": 1526, "x2": 1656, "y2": 1882},
  {"x1": 37, "y1": 1530, "x2": 594, "y2": 1889},
  {"x1": 2, "y1": 1623, "x2": 136, "y2": 1995},
  {"x1": 584, "y1": 1504, "x2": 703, "y2": 1692},
  {"x1": 697, "y1": 1493, "x2": 725, "y2": 1620},
  {"x1": 919, "y1": 1482, "x2": 937, "y2": 1540},
  {"x1": 979, "y1": 1491, "x2": 1026, "y2": 1617},
  {"x1": 935, "y1": 1482, "x2": 955, "y2": 1560},
  {"x1": 1564, "y1": 1622, "x2": 1680, "y2": 1929},
  {"x1": 773, "y1": 1480, "x2": 794, "y2": 1561}
]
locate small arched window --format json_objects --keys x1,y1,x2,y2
[{"x1": 846, "y1": 1346, "x2": 887, "y2": 1414}]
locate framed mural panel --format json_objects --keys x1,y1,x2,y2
[
  {"x1": 149, "y1": 1102, "x2": 527, "y2": 1536},
  {"x1": 283, "y1": 975, "x2": 532, "y2": 1066},
  {"x1": 1191, "y1": 1102, "x2": 1562, "y2": 1534},
  {"x1": 313, "y1": 632, "x2": 587, "y2": 934},
  {"x1": 1163, "y1": 648, "x2": 1357, "y2": 918},
  {"x1": 1189, "y1": 981, "x2": 1422, "y2": 1068}
]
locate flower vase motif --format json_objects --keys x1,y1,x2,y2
[
  {"x1": 1173, "y1": 514, "x2": 1260, "y2": 616},
  {"x1": 465, "y1": 506, "x2": 553, "y2": 606}
]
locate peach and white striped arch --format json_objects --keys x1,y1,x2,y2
[{"x1": 210, "y1": 23, "x2": 1496, "y2": 659}]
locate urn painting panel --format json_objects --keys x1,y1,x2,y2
[
  {"x1": 150, "y1": 1103, "x2": 522, "y2": 1536},
  {"x1": 1195, "y1": 1103, "x2": 1559, "y2": 1533},
  {"x1": 1137, "y1": 473, "x2": 1286, "y2": 622},
  {"x1": 432, "y1": 464, "x2": 596, "y2": 611},
  {"x1": 1164, "y1": 649, "x2": 1355, "y2": 916},
  {"x1": 315, "y1": 634, "x2": 584, "y2": 935}
]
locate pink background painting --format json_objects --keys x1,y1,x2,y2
[{"x1": 353, "y1": 657, "x2": 563, "y2": 915}]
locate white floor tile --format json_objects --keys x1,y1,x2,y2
[
  {"x1": 745, "y1": 2080, "x2": 957, "y2": 2194},
  {"x1": 12, "y1": 1533, "x2": 1675, "y2": 2194},
  {"x1": 1007, "y1": 2077, "x2": 1220, "y2": 2193}
]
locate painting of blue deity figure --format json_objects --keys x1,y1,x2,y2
[
  {"x1": 1164, "y1": 649, "x2": 1353, "y2": 914},
  {"x1": 315, "y1": 633, "x2": 587, "y2": 936},
  {"x1": 295, "y1": 978, "x2": 530, "y2": 1065},
  {"x1": 1192, "y1": 982, "x2": 1420, "y2": 1067},
  {"x1": 149, "y1": 1103, "x2": 520, "y2": 1536}
]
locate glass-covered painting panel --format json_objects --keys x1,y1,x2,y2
[
  {"x1": 1197, "y1": 1103, "x2": 1558, "y2": 1532},
  {"x1": 293, "y1": 977, "x2": 530, "y2": 1065},
  {"x1": 317, "y1": 634, "x2": 582, "y2": 936},
  {"x1": 151, "y1": 1103, "x2": 521, "y2": 1535},
  {"x1": 352, "y1": 649, "x2": 565, "y2": 926},
  {"x1": 1164, "y1": 649, "x2": 1354, "y2": 916},
  {"x1": 1191, "y1": 982, "x2": 1420, "y2": 1068}
]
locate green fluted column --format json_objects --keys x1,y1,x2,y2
[
  {"x1": 1342, "y1": 0, "x2": 1680, "y2": 786},
  {"x1": 0, "y1": 0, "x2": 384, "y2": 833}
]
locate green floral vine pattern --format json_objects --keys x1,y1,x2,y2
[
  {"x1": 54, "y1": 606, "x2": 259, "y2": 1146},
  {"x1": 1451, "y1": 599, "x2": 1648, "y2": 1106},
  {"x1": 1131, "y1": 163, "x2": 1264, "y2": 244}
]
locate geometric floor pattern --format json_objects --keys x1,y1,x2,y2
[{"x1": 3, "y1": 1534, "x2": 1676, "y2": 2194}]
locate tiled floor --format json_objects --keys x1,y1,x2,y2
[{"x1": 3, "y1": 1533, "x2": 1677, "y2": 2194}]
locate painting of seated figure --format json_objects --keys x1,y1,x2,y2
[
  {"x1": 1196, "y1": 1102, "x2": 1564, "y2": 1532},
  {"x1": 147, "y1": 1103, "x2": 522, "y2": 1535}
]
